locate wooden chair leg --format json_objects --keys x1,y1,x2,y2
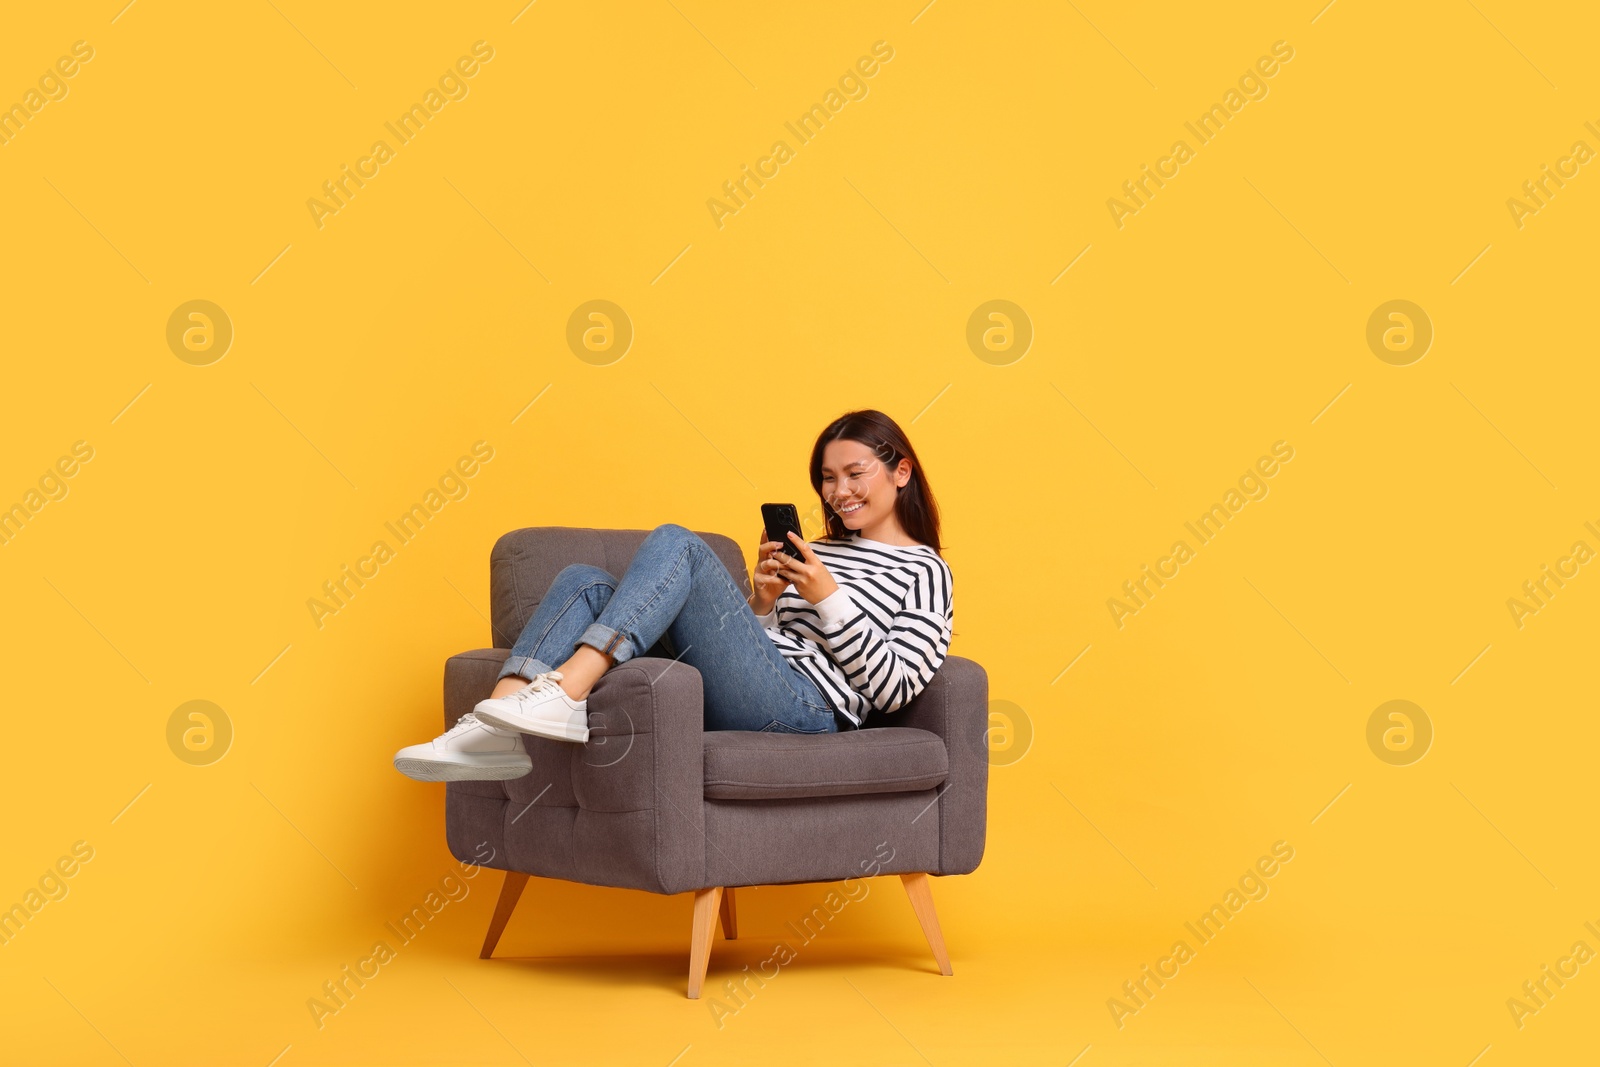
[
  {"x1": 719, "y1": 885, "x2": 738, "y2": 939},
  {"x1": 900, "y1": 872, "x2": 953, "y2": 975},
  {"x1": 687, "y1": 886, "x2": 723, "y2": 999},
  {"x1": 479, "y1": 871, "x2": 529, "y2": 959}
]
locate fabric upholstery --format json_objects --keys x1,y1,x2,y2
[
  {"x1": 442, "y1": 526, "x2": 989, "y2": 895},
  {"x1": 703, "y1": 727, "x2": 948, "y2": 800},
  {"x1": 488, "y1": 526, "x2": 751, "y2": 651},
  {"x1": 880, "y1": 655, "x2": 990, "y2": 876}
]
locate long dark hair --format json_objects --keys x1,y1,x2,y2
[{"x1": 809, "y1": 409, "x2": 943, "y2": 553}]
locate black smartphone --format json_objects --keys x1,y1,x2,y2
[{"x1": 760, "y1": 503, "x2": 806, "y2": 559}]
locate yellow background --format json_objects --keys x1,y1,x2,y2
[{"x1": 2, "y1": 1, "x2": 1597, "y2": 1063}]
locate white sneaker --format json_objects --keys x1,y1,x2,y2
[
  {"x1": 393, "y1": 712, "x2": 532, "y2": 781},
  {"x1": 472, "y1": 670, "x2": 590, "y2": 744}
]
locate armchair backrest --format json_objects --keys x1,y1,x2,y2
[{"x1": 488, "y1": 526, "x2": 750, "y2": 649}]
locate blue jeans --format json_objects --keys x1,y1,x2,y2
[{"x1": 496, "y1": 524, "x2": 842, "y2": 734}]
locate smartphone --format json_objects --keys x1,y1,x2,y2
[{"x1": 760, "y1": 503, "x2": 806, "y2": 559}]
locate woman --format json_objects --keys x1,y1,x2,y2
[{"x1": 393, "y1": 408, "x2": 954, "y2": 782}]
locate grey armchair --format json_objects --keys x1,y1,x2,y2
[{"x1": 441, "y1": 526, "x2": 990, "y2": 997}]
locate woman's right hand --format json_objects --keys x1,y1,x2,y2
[{"x1": 750, "y1": 527, "x2": 788, "y2": 614}]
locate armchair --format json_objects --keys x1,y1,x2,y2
[{"x1": 440, "y1": 526, "x2": 989, "y2": 997}]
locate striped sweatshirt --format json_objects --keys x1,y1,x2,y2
[{"x1": 753, "y1": 532, "x2": 954, "y2": 727}]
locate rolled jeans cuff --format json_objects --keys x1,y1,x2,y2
[
  {"x1": 498, "y1": 653, "x2": 557, "y2": 681},
  {"x1": 578, "y1": 622, "x2": 639, "y2": 664}
]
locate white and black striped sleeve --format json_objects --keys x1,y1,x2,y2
[{"x1": 808, "y1": 560, "x2": 953, "y2": 715}]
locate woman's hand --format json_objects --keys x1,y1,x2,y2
[
  {"x1": 749, "y1": 528, "x2": 788, "y2": 615},
  {"x1": 775, "y1": 531, "x2": 839, "y2": 605}
]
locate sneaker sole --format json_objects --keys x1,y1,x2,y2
[
  {"x1": 393, "y1": 755, "x2": 532, "y2": 782},
  {"x1": 474, "y1": 706, "x2": 590, "y2": 744}
]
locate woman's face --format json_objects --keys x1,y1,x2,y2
[{"x1": 819, "y1": 438, "x2": 908, "y2": 533}]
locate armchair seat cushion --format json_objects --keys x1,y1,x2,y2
[{"x1": 702, "y1": 726, "x2": 949, "y2": 801}]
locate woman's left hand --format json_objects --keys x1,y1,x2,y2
[{"x1": 776, "y1": 531, "x2": 839, "y2": 604}]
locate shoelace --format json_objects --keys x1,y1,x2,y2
[
  {"x1": 508, "y1": 670, "x2": 566, "y2": 703},
  {"x1": 443, "y1": 712, "x2": 487, "y2": 736}
]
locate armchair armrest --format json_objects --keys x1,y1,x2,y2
[
  {"x1": 572, "y1": 657, "x2": 707, "y2": 894},
  {"x1": 444, "y1": 650, "x2": 710, "y2": 895},
  {"x1": 882, "y1": 655, "x2": 989, "y2": 875}
]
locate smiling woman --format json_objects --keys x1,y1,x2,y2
[
  {"x1": 750, "y1": 409, "x2": 953, "y2": 727},
  {"x1": 393, "y1": 407, "x2": 955, "y2": 781}
]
